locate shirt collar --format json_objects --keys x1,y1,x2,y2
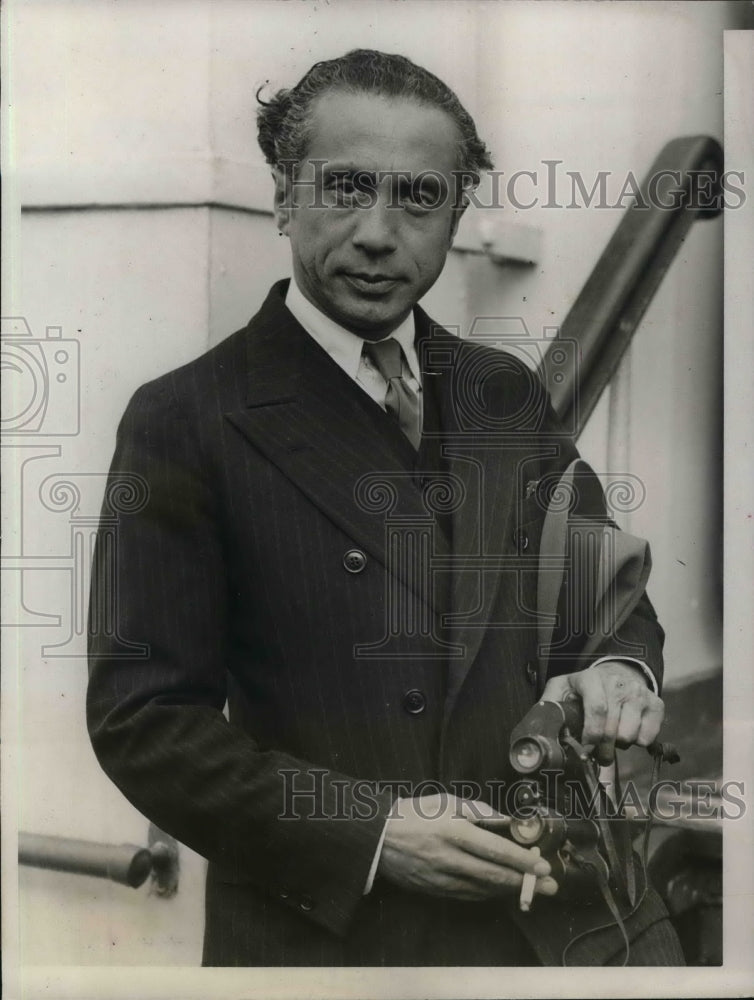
[{"x1": 285, "y1": 278, "x2": 419, "y2": 382}]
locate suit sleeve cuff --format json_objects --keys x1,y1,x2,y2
[{"x1": 590, "y1": 655, "x2": 658, "y2": 695}]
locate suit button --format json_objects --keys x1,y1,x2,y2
[
  {"x1": 343, "y1": 549, "x2": 367, "y2": 573},
  {"x1": 525, "y1": 661, "x2": 538, "y2": 686},
  {"x1": 513, "y1": 528, "x2": 529, "y2": 552},
  {"x1": 403, "y1": 689, "x2": 426, "y2": 715},
  {"x1": 299, "y1": 895, "x2": 314, "y2": 912},
  {"x1": 279, "y1": 889, "x2": 290, "y2": 900}
]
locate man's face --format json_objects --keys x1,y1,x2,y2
[{"x1": 275, "y1": 91, "x2": 465, "y2": 340}]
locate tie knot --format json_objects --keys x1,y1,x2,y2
[{"x1": 365, "y1": 337, "x2": 403, "y2": 382}]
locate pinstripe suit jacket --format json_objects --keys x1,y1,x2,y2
[{"x1": 87, "y1": 280, "x2": 670, "y2": 966}]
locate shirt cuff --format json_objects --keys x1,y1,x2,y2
[
  {"x1": 363, "y1": 815, "x2": 391, "y2": 895},
  {"x1": 590, "y1": 655, "x2": 658, "y2": 695}
]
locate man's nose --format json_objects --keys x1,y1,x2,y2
[{"x1": 350, "y1": 199, "x2": 398, "y2": 254}]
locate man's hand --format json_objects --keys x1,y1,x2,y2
[
  {"x1": 376, "y1": 794, "x2": 558, "y2": 901},
  {"x1": 541, "y1": 659, "x2": 664, "y2": 765}
]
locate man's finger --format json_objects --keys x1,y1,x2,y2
[
  {"x1": 434, "y1": 855, "x2": 525, "y2": 892},
  {"x1": 459, "y1": 799, "x2": 513, "y2": 834},
  {"x1": 454, "y1": 821, "x2": 551, "y2": 877},
  {"x1": 540, "y1": 675, "x2": 571, "y2": 704},
  {"x1": 595, "y1": 694, "x2": 621, "y2": 764},
  {"x1": 579, "y1": 689, "x2": 608, "y2": 745},
  {"x1": 636, "y1": 694, "x2": 665, "y2": 746},
  {"x1": 615, "y1": 700, "x2": 643, "y2": 746},
  {"x1": 457, "y1": 798, "x2": 507, "y2": 824},
  {"x1": 535, "y1": 875, "x2": 559, "y2": 897},
  {"x1": 436, "y1": 848, "x2": 558, "y2": 894},
  {"x1": 474, "y1": 816, "x2": 513, "y2": 833}
]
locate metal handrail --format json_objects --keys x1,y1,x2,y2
[
  {"x1": 18, "y1": 828, "x2": 179, "y2": 893},
  {"x1": 541, "y1": 135, "x2": 723, "y2": 436},
  {"x1": 19, "y1": 832, "x2": 153, "y2": 888}
]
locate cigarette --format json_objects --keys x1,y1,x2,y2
[{"x1": 519, "y1": 846, "x2": 540, "y2": 912}]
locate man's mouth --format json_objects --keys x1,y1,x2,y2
[{"x1": 343, "y1": 272, "x2": 402, "y2": 294}]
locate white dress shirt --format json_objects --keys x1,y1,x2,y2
[{"x1": 285, "y1": 279, "x2": 423, "y2": 413}]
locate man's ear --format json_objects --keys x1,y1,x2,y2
[
  {"x1": 273, "y1": 167, "x2": 292, "y2": 234},
  {"x1": 448, "y1": 194, "x2": 469, "y2": 246}
]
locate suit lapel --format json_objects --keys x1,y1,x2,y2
[
  {"x1": 225, "y1": 285, "x2": 451, "y2": 613},
  {"x1": 226, "y1": 285, "x2": 530, "y2": 685}
]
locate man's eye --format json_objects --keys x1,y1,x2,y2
[
  {"x1": 413, "y1": 187, "x2": 437, "y2": 206},
  {"x1": 325, "y1": 177, "x2": 355, "y2": 200},
  {"x1": 326, "y1": 174, "x2": 374, "y2": 202},
  {"x1": 400, "y1": 182, "x2": 446, "y2": 213}
]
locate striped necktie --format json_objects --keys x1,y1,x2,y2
[{"x1": 364, "y1": 338, "x2": 422, "y2": 449}]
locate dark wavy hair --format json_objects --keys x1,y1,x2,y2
[{"x1": 256, "y1": 49, "x2": 494, "y2": 184}]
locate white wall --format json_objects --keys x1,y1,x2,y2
[
  {"x1": 13, "y1": 208, "x2": 214, "y2": 966},
  {"x1": 5, "y1": 0, "x2": 734, "y2": 969}
]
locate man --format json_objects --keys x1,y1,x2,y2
[{"x1": 87, "y1": 49, "x2": 684, "y2": 966}]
